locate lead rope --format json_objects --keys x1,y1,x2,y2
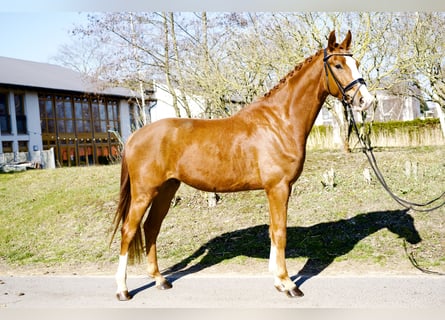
[
  {"x1": 345, "y1": 102, "x2": 445, "y2": 276},
  {"x1": 345, "y1": 102, "x2": 445, "y2": 212}
]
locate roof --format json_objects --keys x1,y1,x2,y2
[{"x1": 0, "y1": 56, "x2": 132, "y2": 98}]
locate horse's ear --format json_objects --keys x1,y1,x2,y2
[
  {"x1": 340, "y1": 30, "x2": 352, "y2": 50},
  {"x1": 328, "y1": 30, "x2": 336, "y2": 51}
]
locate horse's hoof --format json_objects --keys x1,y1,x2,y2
[
  {"x1": 156, "y1": 280, "x2": 172, "y2": 290},
  {"x1": 275, "y1": 284, "x2": 304, "y2": 298},
  {"x1": 116, "y1": 290, "x2": 132, "y2": 301},
  {"x1": 286, "y1": 286, "x2": 304, "y2": 298}
]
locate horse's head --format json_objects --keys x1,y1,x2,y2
[{"x1": 324, "y1": 30, "x2": 374, "y2": 111}]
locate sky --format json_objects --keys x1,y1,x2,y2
[
  {"x1": 0, "y1": 12, "x2": 89, "y2": 64},
  {"x1": 0, "y1": 1, "x2": 442, "y2": 65}
]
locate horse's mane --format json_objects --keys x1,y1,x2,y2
[{"x1": 261, "y1": 49, "x2": 323, "y2": 99}]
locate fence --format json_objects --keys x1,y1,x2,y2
[{"x1": 307, "y1": 119, "x2": 445, "y2": 150}]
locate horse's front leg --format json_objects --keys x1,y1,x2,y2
[{"x1": 266, "y1": 183, "x2": 304, "y2": 298}]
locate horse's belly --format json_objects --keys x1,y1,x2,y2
[
  {"x1": 183, "y1": 178, "x2": 263, "y2": 193},
  {"x1": 176, "y1": 158, "x2": 262, "y2": 192}
]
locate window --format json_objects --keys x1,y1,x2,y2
[
  {"x1": 39, "y1": 94, "x2": 55, "y2": 134},
  {"x1": 74, "y1": 97, "x2": 91, "y2": 133},
  {"x1": 2, "y1": 141, "x2": 12, "y2": 152},
  {"x1": 0, "y1": 93, "x2": 11, "y2": 134},
  {"x1": 14, "y1": 94, "x2": 27, "y2": 134},
  {"x1": 55, "y1": 96, "x2": 74, "y2": 134},
  {"x1": 107, "y1": 100, "x2": 120, "y2": 132},
  {"x1": 92, "y1": 98, "x2": 108, "y2": 133},
  {"x1": 18, "y1": 140, "x2": 28, "y2": 152},
  {"x1": 38, "y1": 93, "x2": 121, "y2": 166}
]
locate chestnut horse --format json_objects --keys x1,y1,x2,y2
[{"x1": 111, "y1": 30, "x2": 373, "y2": 300}]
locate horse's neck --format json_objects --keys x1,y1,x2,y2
[{"x1": 267, "y1": 57, "x2": 328, "y2": 137}]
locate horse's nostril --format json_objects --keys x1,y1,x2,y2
[{"x1": 360, "y1": 97, "x2": 365, "y2": 105}]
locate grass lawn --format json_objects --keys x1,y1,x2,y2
[{"x1": 1, "y1": 146, "x2": 444, "y2": 276}]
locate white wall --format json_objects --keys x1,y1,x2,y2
[
  {"x1": 119, "y1": 99, "x2": 132, "y2": 142},
  {"x1": 150, "y1": 83, "x2": 205, "y2": 123}
]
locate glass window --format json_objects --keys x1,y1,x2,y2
[
  {"x1": 18, "y1": 140, "x2": 28, "y2": 152},
  {"x1": 2, "y1": 141, "x2": 12, "y2": 152},
  {"x1": 39, "y1": 95, "x2": 55, "y2": 134},
  {"x1": 75, "y1": 98, "x2": 82, "y2": 118},
  {"x1": 56, "y1": 97, "x2": 65, "y2": 118},
  {"x1": 99, "y1": 103, "x2": 106, "y2": 120},
  {"x1": 58, "y1": 119, "x2": 65, "y2": 133},
  {"x1": 15, "y1": 94, "x2": 27, "y2": 134},
  {"x1": 46, "y1": 100, "x2": 53, "y2": 117},
  {"x1": 65, "y1": 96, "x2": 72, "y2": 118},
  {"x1": 101, "y1": 120, "x2": 107, "y2": 132},
  {"x1": 0, "y1": 93, "x2": 11, "y2": 134},
  {"x1": 47, "y1": 119, "x2": 55, "y2": 133},
  {"x1": 14, "y1": 94, "x2": 25, "y2": 115},
  {"x1": 66, "y1": 119, "x2": 74, "y2": 133}
]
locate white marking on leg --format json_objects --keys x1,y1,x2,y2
[
  {"x1": 115, "y1": 253, "x2": 128, "y2": 293},
  {"x1": 268, "y1": 245, "x2": 277, "y2": 273}
]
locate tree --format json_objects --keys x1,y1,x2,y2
[{"x1": 55, "y1": 12, "x2": 445, "y2": 146}]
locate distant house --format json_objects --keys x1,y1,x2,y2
[{"x1": 372, "y1": 91, "x2": 421, "y2": 121}]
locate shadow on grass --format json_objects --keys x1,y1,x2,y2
[{"x1": 130, "y1": 209, "x2": 421, "y2": 297}]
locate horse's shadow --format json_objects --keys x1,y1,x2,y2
[{"x1": 130, "y1": 209, "x2": 421, "y2": 297}]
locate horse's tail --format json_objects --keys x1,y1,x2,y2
[{"x1": 110, "y1": 152, "x2": 144, "y2": 263}]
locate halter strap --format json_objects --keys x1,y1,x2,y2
[
  {"x1": 323, "y1": 48, "x2": 366, "y2": 105},
  {"x1": 323, "y1": 50, "x2": 353, "y2": 62}
]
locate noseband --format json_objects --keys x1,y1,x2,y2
[{"x1": 323, "y1": 48, "x2": 366, "y2": 106}]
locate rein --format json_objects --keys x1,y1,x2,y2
[
  {"x1": 345, "y1": 103, "x2": 445, "y2": 213},
  {"x1": 324, "y1": 49, "x2": 445, "y2": 212},
  {"x1": 325, "y1": 49, "x2": 445, "y2": 275},
  {"x1": 347, "y1": 106, "x2": 445, "y2": 275},
  {"x1": 345, "y1": 93, "x2": 445, "y2": 276}
]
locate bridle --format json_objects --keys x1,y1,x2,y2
[{"x1": 323, "y1": 48, "x2": 366, "y2": 107}]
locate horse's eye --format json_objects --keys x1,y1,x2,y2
[{"x1": 335, "y1": 64, "x2": 342, "y2": 69}]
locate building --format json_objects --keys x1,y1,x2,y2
[
  {"x1": 0, "y1": 56, "x2": 208, "y2": 168},
  {"x1": 372, "y1": 91, "x2": 421, "y2": 122},
  {"x1": 0, "y1": 56, "x2": 134, "y2": 167}
]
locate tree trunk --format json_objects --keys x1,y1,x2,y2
[{"x1": 162, "y1": 12, "x2": 181, "y2": 118}]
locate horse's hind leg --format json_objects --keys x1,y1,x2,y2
[
  {"x1": 144, "y1": 179, "x2": 180, "y2": 290},
  {"x1": 116, "y1": 189, "x2": 156, "y2": 301}
]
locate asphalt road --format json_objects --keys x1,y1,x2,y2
[{"x1": 1, "y1": 273, "x2": 444, "y2": 308}]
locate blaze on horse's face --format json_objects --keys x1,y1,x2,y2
[{"x1": 326, "y1": 30, "x2": 374, "y2": 111}]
